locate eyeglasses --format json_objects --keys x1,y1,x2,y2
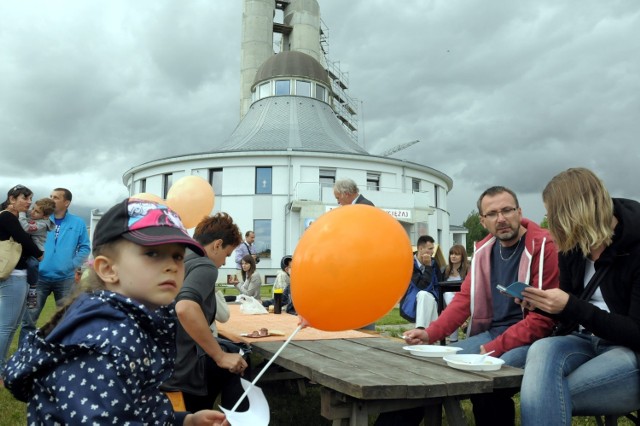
[
  {"x1": 481, "y1": 207, "x2": 518, "y2": 220},
  {"x1": 11, "y1": 184, "x2": 26, "y2": 193}
]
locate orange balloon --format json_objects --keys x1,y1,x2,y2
[
  {"x1": 165, "y1": 176, "x2": 215, "y2": 228},
  {"x1": 291, "y1": 205, "x2": 413, "y2": 331},
  {"x1": 131, "y1": 193, "x2": 164, "y2": 204}
]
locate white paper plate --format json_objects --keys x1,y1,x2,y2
[
  {"x1": 402, "y1": 345, "x2": 463, "y2": 358},
  {"x1": 442, "y1": 354, "x2": 505, "y2": 371}
]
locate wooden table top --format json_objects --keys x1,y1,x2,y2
[
  {"x1": 249, "y1": 336, "x2": 523, "y2": 401},
  {"x1": 218, "y1": 304, "x2": 377, "y2": 342}
]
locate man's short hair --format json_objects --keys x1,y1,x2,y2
[
  {"x1": 333, "y1": 178, "x2": 359, "y2": 195},
  {"x1": 54, "y1": 188, "x2": 73, "y2": 202},
  {"x1": 245, "y1": 230, "x2": 254, "y2": 238},
  {"x1": 416, "y1": 235, "x2": 435, "y2": 246},
  {"x1": 476, "y1": 186, "x2": 519, "y2": 215}
]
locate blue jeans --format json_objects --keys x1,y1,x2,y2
[
  {"x1": 451, "y1": 327, "x2": 530, "y2": 367},
  {"x1": 521, "y1": 333, "x2": 640, "y2": 426},
  {"x1": 376, "y1": 327, "x2": 529, "y2": 426},
  {"x1": 0, "y1": 274, "x2": 28, "y2": 371},
  {"x1": 19, "y1": 277, "x2": 75, "y2": 344}
]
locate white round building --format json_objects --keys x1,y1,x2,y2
[{"x1": 120, "y1": 0, "x2": 458, "y2": 281}]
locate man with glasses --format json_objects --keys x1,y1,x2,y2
[
  {"x1": 379, "y1": 186, "x2": 560, "y2": 426},
  {"x1": 19, "y1": 188, "x2": 90, "y2": 344}
]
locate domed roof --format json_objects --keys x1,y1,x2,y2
[
  {"x1": 210, "y1": 96, "x2": 368, "y2": 155},
  {"x1": 253, "y1": 51, "x2": 331, "y2": 87}
]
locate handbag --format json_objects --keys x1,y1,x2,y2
[
  {"x1": 551, "y1": 264, "x2": 610, "y2": 336},
  {"x1": 1, "y1": 209, "x2": 23, "y2": 280},
  {"x1": 0, "y1": 236, "x2": 22, "y2": 280}
]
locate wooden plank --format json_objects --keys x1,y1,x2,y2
[{"x1": 252, "y1": 339, "x2": 494, "y2": 400}]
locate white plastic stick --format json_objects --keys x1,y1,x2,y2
[{"x1": 230, "y1": 324, "x2": 303, "y2": 412}]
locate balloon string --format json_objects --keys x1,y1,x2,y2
[{"x1": 230, "y1": 324, "x2": 303, "y2": 412}]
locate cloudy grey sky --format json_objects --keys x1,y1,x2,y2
[{"x1": 1, "y1": 1, "x2": 639, "y2": 225}]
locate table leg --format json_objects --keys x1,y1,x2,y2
[{"x1": 442, "y1": 397, "x2": 466, "y2": 426}]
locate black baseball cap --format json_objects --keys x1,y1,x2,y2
[{"x1": 93, "y1": 198, "x2": 205, "y2": 256}]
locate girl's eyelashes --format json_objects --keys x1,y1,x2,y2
[{"x1": 172, "y1": 253, "x2": 184, "y2": 261}]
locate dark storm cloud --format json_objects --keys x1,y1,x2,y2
[{"x1": 1, "y1": 1, "x2": 639, "y2": 225}]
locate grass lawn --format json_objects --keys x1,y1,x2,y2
[{"x1": 0, "y1": 294, "x2": 632, "y2": 425}]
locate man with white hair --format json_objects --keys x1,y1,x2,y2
[{"x1": 333, "y1": 178, "x2": 374, "y2": 206}]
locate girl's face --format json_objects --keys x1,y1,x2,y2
[
  {"x1": 10, "y1": 193, "x2": 32, "y2": 213},
  {"x1": 102, "y1": 241, "x2": 186, "y2": 310},
  {"x1": 450, "y1": 252, "x2": 462, "y2": 264},
  {"x1": 241, "y1": 260, "x2": 251, "y2": 271}
]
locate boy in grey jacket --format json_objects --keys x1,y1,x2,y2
[{"x1": 19, "y1": 198, "x2": 56, "y2": 306}]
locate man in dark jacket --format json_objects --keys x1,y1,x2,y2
[
  {"x1": 399, "y1": 235, "x2": 442, "y2": 328},
  {"x1": 333, "y1": 178, "x2": 374, "y2": 206}
]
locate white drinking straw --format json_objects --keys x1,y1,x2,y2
[{"x1": 230, "y1": 324, "x2": 303, "y2": 412}]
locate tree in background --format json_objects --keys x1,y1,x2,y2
[
  {"x1": 540, "y1": 216, "x2": 549, "y2": 229},
  {"x1": 463, "y1": 210, "x2": 489, "y2": 255}
]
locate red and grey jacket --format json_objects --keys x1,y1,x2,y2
[{"x1": 425, "y1": 218, "x2": 560, "y2": 356}]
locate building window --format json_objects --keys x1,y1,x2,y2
[
  {"x1": 434, "y1": 184, "x2": 439, "y2": 208},
  {"x1": 208, "y1": 168, "x2": 223, "y2": 196},
  {"x1": 275, "y1": 80, "x2": 290, "y2": 95},
  {"x1": 367, "y1": 172, "x2": 380, "y2": 191},
  {"x1": 140, "y1": 178, "x2": 146, "y2": 193},
  {"x1": 315, "y1": 85, "x2": 326, "y2": 102},
  {"x1": 319, "y1": 168, "x2": 336, "y2": 188},
  {"x1": 259, "y1": 82, "x2": 270, "y2": 99},
  {"x1": 295, "y1": 80, "x2": 311, "y2": 97},
  {"x1": 162, "y1": 173, "x2": 173, "y2": 199},
  {"x1": 253, "y1": 219, "x2": 271, "y2": 259},
  {"x1": 412, "y1": 178, "x2": 420, "y2": 193},
  {"x1": 256, "y1": 167, "x2": 272, "y2": 194}
]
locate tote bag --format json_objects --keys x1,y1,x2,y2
[{"x1": 0, "y1": 237, "x2": 22, "y2": 280}]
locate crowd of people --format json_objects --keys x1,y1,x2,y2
[{"x1": 0, "y1": 169, "x2": 638, "y2": 425}]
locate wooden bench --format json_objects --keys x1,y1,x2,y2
[{"x1": 165, "y1": 391, "x2": 185, "y2": 411}]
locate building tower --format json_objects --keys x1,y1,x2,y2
[{"x1": 118, "y1": 0, "x2": 460, "y2": 281}]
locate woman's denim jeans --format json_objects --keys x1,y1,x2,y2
[
  {"x1": 451, "y1": 327, "x2": 530, "y2": 367},
  {"x1": 521, "y1": 333, "x2": 640, "y2": 426},
  {"x1": 0, "y1": 274, "x2": 28, "y2": 371}
]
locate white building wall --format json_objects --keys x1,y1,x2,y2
[{"x1": 123, "y1": 151, "x2": 453, "y2": 282}]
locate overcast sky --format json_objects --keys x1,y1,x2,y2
[{"x1": 1, "y1": 1, "x2": 639, "y2": 226}]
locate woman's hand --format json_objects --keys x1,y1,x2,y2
[
  {"x1": 184, "y1": 410, "x2": 229, "y2": 426},
  {"x1": 521, "y1": 287, "x2": 570, "y2": 314}
]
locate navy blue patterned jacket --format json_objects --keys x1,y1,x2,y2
[{"x1": 3, "y1": 291, "x2": 187, "y2": 425}]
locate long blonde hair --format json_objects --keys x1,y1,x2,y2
[{"x1": 542, "y1": 167, "x2": 614, "y2": 256}]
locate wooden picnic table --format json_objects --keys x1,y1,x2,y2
[{"x1": 218, "y1": 306, "x2": 523, "y2": 426}]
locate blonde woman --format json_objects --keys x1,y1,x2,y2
[{"x1": 520, "y1": 168, "x2": 640, "y2": 425}]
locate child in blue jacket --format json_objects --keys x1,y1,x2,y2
[{"x1": 3, "y1": 198, "x2": 228, "y2": 425}]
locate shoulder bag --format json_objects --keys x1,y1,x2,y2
[
  {"x1": 551, "y1": 264, "x2": 610, "y2": 336},
  {"x1": 1, "y1": 211, "x2": 23, "y2": 280},
  {"x1": 245, "y1": 242, "x2": 260, "y2": 263}
]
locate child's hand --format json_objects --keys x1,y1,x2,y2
[{"x1": 184, "y1": 410, "x2": 228, "y2": 426}]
